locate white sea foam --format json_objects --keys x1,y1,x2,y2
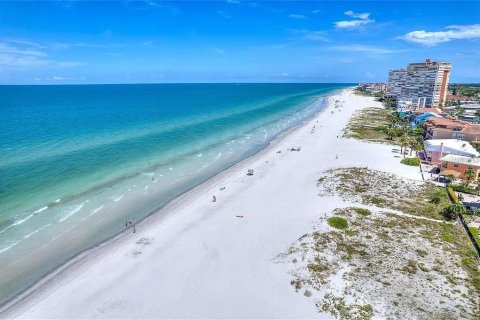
[
  {"x1": 197, "y1": 153, "x2": 202, "y2": 157},
  {"x1": 23, "y1": 224, "x2": 52, "y2": 239},
  {"x1": 0, "y1": 241, "x2": 20, "y2": 254},
  {"x1": 226, "y1": 139, "x2": 236, "y2": 145},
  {"x1": 142, "y1": 172, "x2": 154, "y2": 176},
  {"x1": 54, "y1": 198, "x2": 61, "y2": 203},
  {"x1": 12, "y1": 214, "x2": 34, "y2": 226},
  {"x1": 33, "y1": 206, "x2": 48, "y2": 215},
  {"x1": 196, "y1": 152, "x2": 222, "y2": 172},
  {"x1": 113, "y1": 194, "x2": 124, "y2": 202},
  {"x1": 169, "y1": 167, "x2": 173, "y2": 171},
  {"x1": 83, "y1": 205, "x2": 104, "y2": 220},
  {"x1": 59, "y1": 203, "x2": 85, "y2": 222}
]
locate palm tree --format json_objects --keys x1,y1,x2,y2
[
  {"x1": 447, "y1": 174, "x2": 456, "y2": 185},
  {"x1": 411, "y1": 140, "x2": 423, "y2": 156},
  {"x1": 399, "y1": 136, "x2": 408, "y2": 157},
  {"x1": 463, "y1": 168, "x2": 476, "y2": 187},
  {"x1": 386, "y1": 128, "x2": 396, "y2": 141}
]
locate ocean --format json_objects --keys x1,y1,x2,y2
[{"x1": 0, "y1": 83, "x2": 348, "y2": 306}]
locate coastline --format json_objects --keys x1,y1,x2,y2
[
  {"x1": 0, "y1": 88, "x2": 345, "y2": 316},
  {"x1": 4, "y1": 88, "x2": 432, "y2": 318}
]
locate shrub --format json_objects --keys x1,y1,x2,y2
[
  {"x1": 447, "y1": 186, "x2": 460, "y2": 204},
  {"x1": 353, "y1": 207, "x2": 372, "y2": 216},
  {"x1": 442, "y1": 204, "x2": 466, "y2": 220},
  {"x1": 400, "y1": 157, "x2": 420, "y2": 166},
  {"x1": 327, "y1": 216, "x2": 348, "y2": 229},
  {"x1": 451, "y1": 184, "x2": 480, "y2": 195},
  {"x1": 430, "y1": 196, "x2": 442, "y2": 204}
]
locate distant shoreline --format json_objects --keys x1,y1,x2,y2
[{"x1": 0, "y1": 86, "x2": 350, "y2": 315}]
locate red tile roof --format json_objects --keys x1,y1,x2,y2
[{"x1": 414, "y1": 108, "x2": 441, "y2": 115}]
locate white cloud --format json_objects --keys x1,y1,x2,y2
[
  {"x1": 213, "y1": 47, "x2": 225, "y2": 55},
  {"x1": 287, "y1": 29, "x2": 329, "y2": 42},
  {"x1": 52, "y1": 42, "x2": 122, "y2": 49},
  {"x1": 1, "y1": 38, "x2": 45, "y2": 48},
  {"x1": 335, "y1": 10, "x2": 374, "y2": 29},
  {"x1": 0, "y1": 42, "x2": 50, "y2": 68},
  {"x1": 0, "y1": 41, "x2": 82, "y2": 69},
  {"x1": 217, "y1": 10, "x2": 231, "y2": 19},
  {"x1": 289, "y1": 14, "x2": 307, "y2": 20},
  {"x1": 303, "y1": 31, "x2": 329, "y2": 42},
  {"x1": 226, "y1": 0, "x2": 240, "y2": 4},
  {"x1": 400, "y1": 24, "x2": 480, "y2": 46},
  {"x1": 329, "y1": 44, "x2": 402, "y2": 55},
  {"x1": 312, "y1": 10, "x2": 320, "y2": 14},
  {"x1": 344, "y1": 10, "x2": 370, "y2": 20}
]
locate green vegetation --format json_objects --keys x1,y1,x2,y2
[
  {"x1": 447, "y1": 186, "x2": 460, "y2": 204},
  {"x1": 450, "y1": 184, "x2": 480, "y2": 196},
  {"x1": 354, "y1": 87, "x2": 384, "y2": 99},
  {"x1": 463, "y1": 168, "x2": 476, "y2": 186},
  {"x1": 353, "y1": 207, "x2": 372, "y2": 216},
  {"x1": 282, "y1": 204, "x2": 480, "y2": 319},
  {"x1": 343, "y1": 107, "x2": 394, "y2": 142},
  {"x1": 469, "y1": 227, "x2": 480, "y2": 246},
  {"x1": 449, "y1": 83, "x2": 480, "y2": 97},
  {"x1": 320, "y1": 293, "x2": 374, "y2": 320},
  {"x1": 442, "y1": 204, "x2": 466, "y2": 220},
  {"x1": 344, "y1": 106, "x2": 424, "y2": 157},
  {"x1": 327, "y1": 216, "x2": 349, "y2": 230},
  {"x1": 400, "y1": 157, "x2": 420, "y2": 166},
  {"x1": 319, "y1": 168, "x2": 451, "y2": 220}
]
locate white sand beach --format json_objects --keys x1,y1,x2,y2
[{"x1": 3, "y1": 89, "x2": 425, "y2": 318}]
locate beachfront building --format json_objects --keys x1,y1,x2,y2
[
  {"x1": 459, "y1": 114, "x2": 480, "y2": 123},
  {"x1": 387, "y1": 59, "x2": 452, "y2": 107},
  {"x1": 423, "y1": 139, "x2": 480, "y2": 164},
  {"x1": 414, "y1": 112, "x2": 441, "y2": 125},
  {"x1": 358, "y1": 82, "x2": 387, "y2": 93},
  {"x1": 423, "y1": 117, "x2": 480, "y2": 143},
  {"x1": 440, "y1": 154, "x2": 480, "y2": 179}
]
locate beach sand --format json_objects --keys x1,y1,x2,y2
[{"x1": 3, "y1": 89, "x2": 423, "y2": 318}]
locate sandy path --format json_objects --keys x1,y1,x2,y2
[{"x1": 3, "y1": 89, "x2": 422, "y2": 319}]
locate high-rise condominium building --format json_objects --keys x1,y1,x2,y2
[{"x1": 387, "y1": 59, "x2": 451, "y2": 107}]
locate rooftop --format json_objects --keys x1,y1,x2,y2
[
  {"x1": 424, "y1": 117, "x2": 480, "y2": 135},
  {"x1": 424, "y1": 139, "x2": 480, "y2": 157},
  {"x1": 440, "y1": 154, "x2": 480, "y2": 166},
  {"x1": 414, "y1": 108, "x2": 441, "y2": 115}
]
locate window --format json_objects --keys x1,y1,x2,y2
[{"x1": 454, "y1": 163, "x2": 459, "y2": 168}]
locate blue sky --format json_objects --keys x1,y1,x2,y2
[{"x1": 0, "y1": 0, "x2": 479, "y2": 84}]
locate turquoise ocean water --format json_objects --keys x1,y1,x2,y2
[{"x1": 0, "y1": 83, "x2": 348, "y2": 306}]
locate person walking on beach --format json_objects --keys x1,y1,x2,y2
[
  {"x1": 125, "y1": 219, "x2": 128, "y2": 228},
  {"x1": 133, "y1": 224, "x2": 136, "y2": 233},
  {"x1": 212, "y1": 195, "x2": 216, "y2": 202}
]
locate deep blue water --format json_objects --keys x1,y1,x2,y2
[{"x1": 0, "y1": 83, "x2": 349, "y2": 306}]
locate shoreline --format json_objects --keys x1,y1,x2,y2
[{"x1": 0, "y1": 88, "x2": 346, "y2": 316}]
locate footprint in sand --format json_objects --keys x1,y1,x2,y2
[
  {"x1": 135, "y1": 237, "x2": 152, "y2": 245},
  {"x1": 131, "y1": 250, "x2": 142, "y2": 256}
]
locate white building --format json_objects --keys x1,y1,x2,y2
[
  {"x1": 423, "y1": 139, "x2": 479, "y2": 164},
  {"x1": 387, "y1": 59, "x2": 451, "y2": 107}
]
